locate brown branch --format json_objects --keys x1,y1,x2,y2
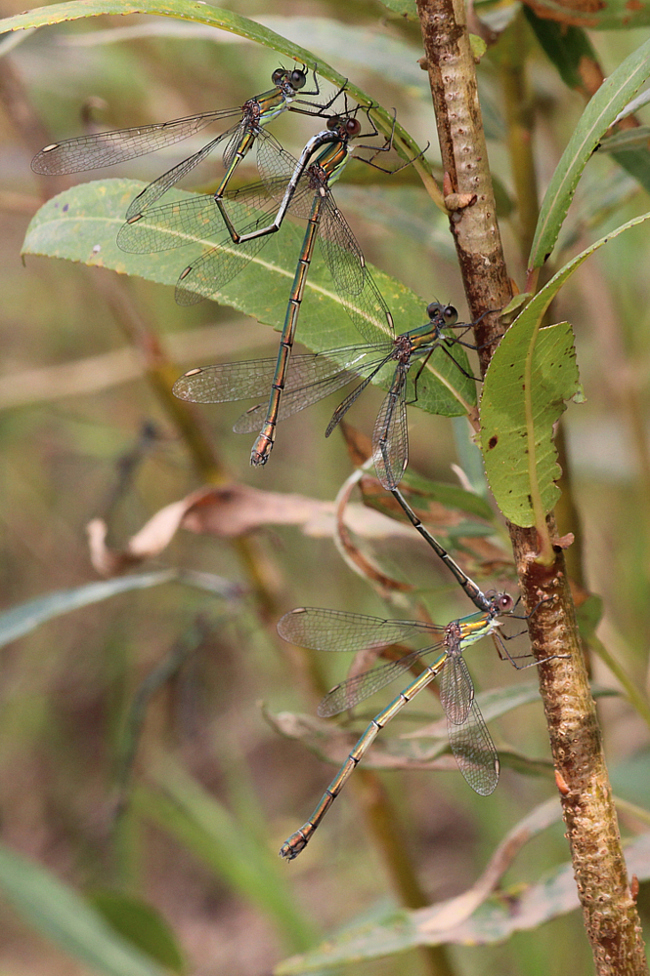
[{"x1": 415, "y1": 0, "x2": 648, "y2": 972}]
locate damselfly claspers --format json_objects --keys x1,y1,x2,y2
[
  {"x1": 32, "y1": 66, "x2": 342, "y2": 219},
  {"x1": 276, "y1": 591, "x2": 514, "y2": 859}
]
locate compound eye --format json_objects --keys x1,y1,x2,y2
[
  {"x1": 326, "y1": 115, "x2": 340, "y2": 131},
  {"x1": 426, "y1": 301, "x2": 442, "y2": 318},
  {"x1": 291, "y1": 69, "x2": 307, "y2": 89},
  {"x1": 346, "y1": 118, "x2": 361, "y2": 137},
  {"x1": 499, "y1": 593, "x2": 515, "y2": 613},
  {"x1": 444, "y1": 304, "x2": 459, "y2": 324},
  {"x1": 272, "y1": 68, "x2": 285, "y2": 85}
]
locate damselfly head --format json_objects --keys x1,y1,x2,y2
[
  {"x1": 427, "y1": 302, "x2": 459, "y2": 327},
  {"x1": 272, "y1": 67, "x2": 307, "y2": 90},
  {"x1": 327, "y1": 114, "x2": 362, "y2": 138}
]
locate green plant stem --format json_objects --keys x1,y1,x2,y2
[
  {"x1": 415, "y1": 1, "x2": 648, "y2": 973},
  {"x1": 590, "y1": 635, "x2": 650, "y2": 730}
]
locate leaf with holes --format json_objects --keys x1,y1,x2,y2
[
  {"x1": 482, "y1": 208, "x2": 650, "y2": 529},
  {"x1": 480, "y1": 320, "x2": 581, "y2": 529}
]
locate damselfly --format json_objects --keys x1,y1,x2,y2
[
  {"x1": 276, "y1": 592, "x2": 514, "y2": 859},
  {"x1": 32, "y1": 67, "x2": 341, "y2": 219},
  {"x1": 173, "y1": 299, "x2": 477, "y2": 486}
]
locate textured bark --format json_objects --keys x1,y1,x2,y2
[
  {"x1": 416, "y1": 0, "x2": 649, "y2": 972},
  {"x1": 416, "y1": 0, "x2": 511, "y2": 359}
]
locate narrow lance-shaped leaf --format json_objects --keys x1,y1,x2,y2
[
  {"x1": 0, "y1": 569, "x2": 238, "y2": 650},
  {"x1": 481, "y1": 209, "x2": 650, "y2": 529},
  {"x1": 523, "y1": 10, "x2": 650, "y2": 198},
  {"x1": 0, "y1": 571, "x2": 175, "y2": 650},
  {"x1": 88, "y1": 892, "x2": 185, "y2": 975},
  {"x1": 529, "y1": 36, "x2": 650, "y2": 269}
]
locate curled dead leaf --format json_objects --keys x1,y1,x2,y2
[{"x1": 87, "y1": 484, "x2": 333, "y2": 576}]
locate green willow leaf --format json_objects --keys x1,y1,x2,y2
[
  {"x1": 22, "y1": 179, "x2": 476, "y2": 417},
  {"x1": 524, "y1": 13, "x2": 650, "y2": 196},
  {"x1": 0, "y1": 844, "x2": 168, "y2": 976},
  {"x1": 0, "y1": 570, "x2": 237, "y2": 650},
  {"x1": 529, "y1": 36, "x2": 650, "y2": 269},
  {"x1": 482, "y1": 208, "x2": 650, "y2": 528},
  {"x1": 374, "y1": 0, "x2": 418, "y2": 20},
  {"x1": 396, "y1": 469, "x2": 497, "y2": 522},
  {"x1": 0, "y1": 1, "x2": 422, "y2": 167},
  {"x1": 598, "y1": 126, "x2": 650, "y2": 152},
  {"x1": 523, "y1": 9, "x2": 597, "y2": 91}
]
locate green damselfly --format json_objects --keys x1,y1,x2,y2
[{"x1": 276, "y1": 592, "x2": 514, "y2": 859}]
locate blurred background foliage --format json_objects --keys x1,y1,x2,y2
[{"x1": 0, "y1": 2, "x2": 650, "y2": 975}]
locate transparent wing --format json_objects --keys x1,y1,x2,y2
[
  {"x1": 336, "y1": 262, "x2": 395, "y2": 346},
  {"x1": 439, "y1": 651, "x2": 474, "y2": 726},
  {"x1": 117, "y1": 194, "x2": 231, "y2": 253},
  {"x1": 448, "y1": 697, "x2": 500, "y2": 796},
  {"x1": 173, "y1": 358, "x2": 283, "y2": 404},
  {"x1": 117, "y1": 148, "x2": 305, "y2": 250},
  {"x1": 255, "y1": 134, "x2": 311, "y2": 201},
  {"x1": 318, "y1": 644, "x2": 446, "y2": 717},
  {"x1": 174, "y1": 351, "x2": 353, "y2": 407},
  {"x1": 232, "y1": 358, "x2": 359, "y2": 433},
  {"x1": 318, "y1": 195, "x2": 367, "y2": 300},
  {"x1": 325, "y1": 371, "x2": 377, "y2": 437},
  {"x1": 31, "y1": 108, "x2": 241, "y2": 174},
  {"x1": 372, "y1": 367, "x2": 409, "y2": 490},
  {"x1": 174, "y1": 345, "x2": 389, "y2": 429},
  {"x1": 235, "y1": 347, "x2": 393, "y2": 432},
  {"x1": 125, "y1": 126, "x2": 241, "y2": 219},
  {"x1": 170, "y1": 172, "x2": 320, "y2": 306},
  {"x1": 172, "y1": 221, "x2": 277, "y2": 306},
  {"x1": 278, "y1": 608, "x2": 440, "y2": 651},
  {"x1": 123, "y1": 127, "x2": 294, "y2": 222}
]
